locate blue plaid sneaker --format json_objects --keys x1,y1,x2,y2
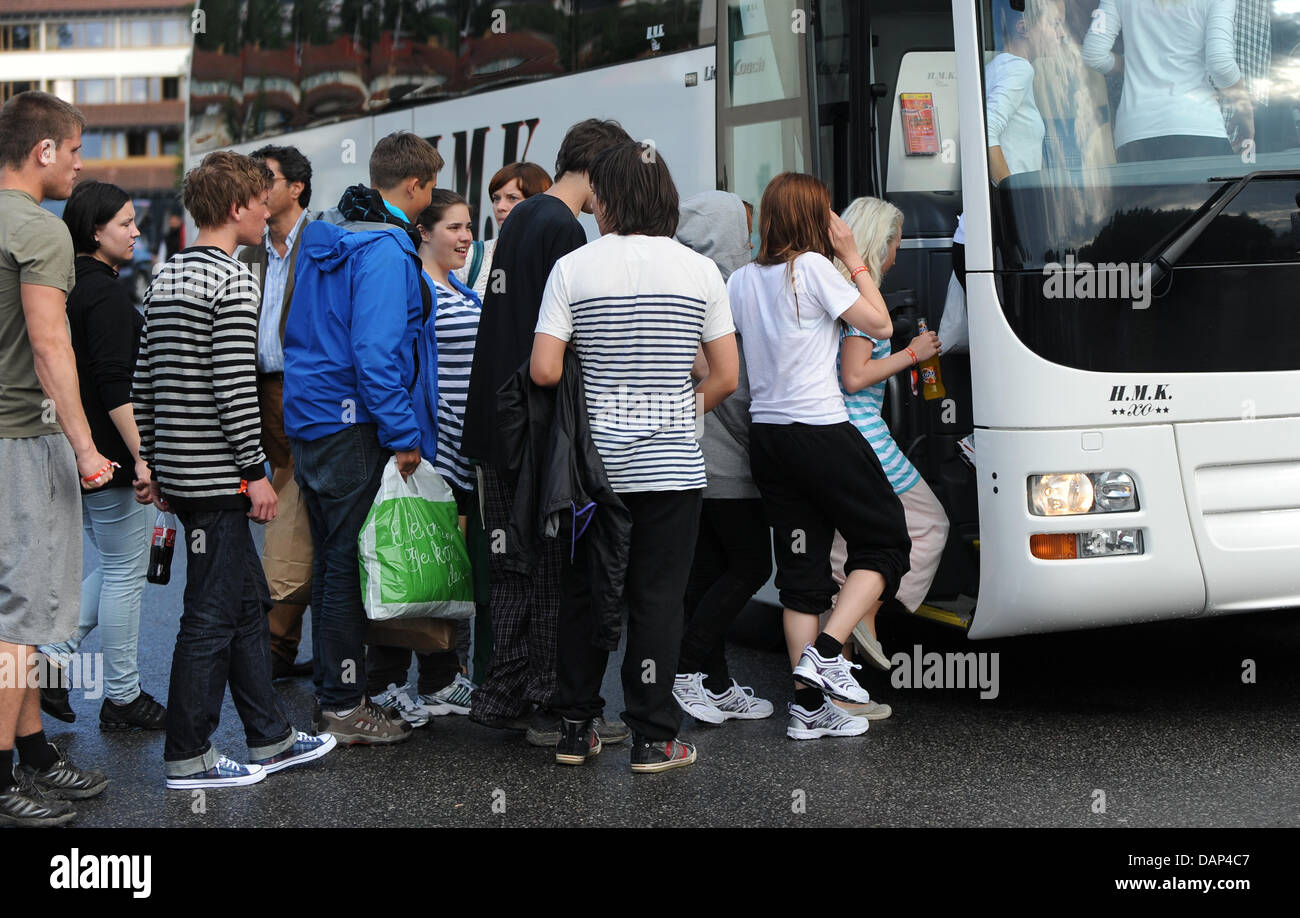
[
  {"x1": 165, "y1": 756, "x2": 265, "y2": 789},
  {"x1": 420, "y1": 673, "x2": 475, "y2": 716},
  {"x1": 251, "y1": 731, "x2": 336, "y2": 775}
]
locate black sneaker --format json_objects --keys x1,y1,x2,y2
[
  {"x1": 100, "y1": 690, "x2": 167, "y2": 731},
  {"x1": 555, "y1": 718, "x2": 601, "y2": 766},
  {"x1": 469, "y1": 708, "x2": 531, "y2": 732},
  {"x1": 38, "y1": 659, "x2": 76, "y2": 724},
  {"x1": 629, "y1": 736, "x2": 697, "y2": 774},
  {"x1": 14, "y1": 746, "x2": 109, "y2": 800},
  {"x1": 0, "y1": 777, "x2": 77, "y2": 827}
]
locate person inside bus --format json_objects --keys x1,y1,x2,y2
[
  {"x1": 727, "y1": 173, "x2": 910, "y2": 741},
  {"x1": 453, "y1": 162, "x2": 552, "y2": 302},
  {"x1": 829, "y1": 197, "x2": 951, "y2": 717},
  {"x1": 367, "y1": 189, "x2": 484, "y2": 727},
  {"x1": 531, "y1": 141, "x2": 739, "y2": 772},
  {"x1": 1082, "y1": 0, "x2": 1252, "y2": 161},
  {"x1": 952, "y1": 0, "x2": 1061, "y2": 289},
  {"x1": 670, "y1": 190, "x2": 777, "y2": 728}
]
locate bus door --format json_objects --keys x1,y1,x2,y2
[{"x1": 814, "y1": 0, "x2": 981, "y2": 608}]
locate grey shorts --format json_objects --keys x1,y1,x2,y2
[{"x1": 0, "y1": 434, "x2": 83, "y2": 646}]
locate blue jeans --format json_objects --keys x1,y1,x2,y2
[
  {"x1": 40, "y1": 488, "x2": 152, "y2": 704},
  {"x1": 163, "y1": 508, "x2": 295, "y2": 775},
  {"x1": 291, "y1": 423, "x2": 389, "y2": 711}
]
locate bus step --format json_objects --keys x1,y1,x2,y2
[{"x1": 910, "y1": 598, "x2": 974, "y2": 630}]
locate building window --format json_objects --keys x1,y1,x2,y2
[
  {"x1": 126, "y1": 129, "x2": 149, "y2": 157},
  {"x1": 124, "y1": 77, "x2": 151, "y2": 103},
  {"x1": 74, "y1": 79, "x2": 116, "y2": 105},
  {"x1": 48, "y1": 21, "x2": 114, "y2": 50},
  {"x1": 81, "y1": 130, "x2": 125, "y2": 159},
  {"x1": 162, "y1": 77, "x2": 180, "y2": 100},
  {"x1": 123, "y1": 18, "x2": 188, "y2": 47},
  {"x1": 0, "y1": 81, "x2": 40, "y2": 102},
  {"x1": 160, "y1": 127, "x2": 181, "y2": 156},
  {"x1": 2, "y1": 24, "x2": 36, "y2": 51}
]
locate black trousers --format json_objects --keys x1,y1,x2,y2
[
  {"x1": 679, "y1": 498, "x2": 772, "y2": 689},
  {"x1": 749, "y1": 422, "x2": 909, "y2": 615},
  {"x1": 554, "y1": 489, "x2": 702, "y2": 741}
]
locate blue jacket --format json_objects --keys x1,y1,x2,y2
[{"x1": 283, "y1": 220, "x2": 425, "y2": 451}]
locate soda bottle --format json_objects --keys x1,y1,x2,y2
[
  {"x1": 147, "y1": 512, "x2": 177, "y2": 585},
  {"x1": 916, "y1": 317, "x2": 946, "y2": 401}
]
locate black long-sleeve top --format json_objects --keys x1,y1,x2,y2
[{"x1": 68, "y1": 255, "x2": 143, "y2": 488}]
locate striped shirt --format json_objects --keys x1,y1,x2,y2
[
  {"x1": 535, "y1": 234, "x2": 734, "y2": 494},
  {"x1": 838, "y1": 325, "x2": 920, "y2": 496},
  {"x1": 431, "y1": 278, "x2": 480, "y2": 492},
  {"x1": 134, "y1": 246, "x2": 267, "y2": 509}
]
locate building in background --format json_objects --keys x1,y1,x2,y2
[{"x1": 0, "y1": 0, "x2": 193, "y2": 259}]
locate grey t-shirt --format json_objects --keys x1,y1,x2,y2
[
  {"x1": 700, "y1": 332, "x2": 759, "y2": 500},
  {"x1": 0, "y1": 189, "x2": 76, "y2": 438}
]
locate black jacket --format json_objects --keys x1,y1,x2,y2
[
  {"x1": 69, "y1": 256, "x2": 143, "y2": 488},
  {"x1": 497, "y1": 350, "x2": 631, "y2": 650}
]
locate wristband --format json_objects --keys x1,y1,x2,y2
[
  {"x1": 81, "y1": 461, "x2": 119, "y2": 484},
  {"x1": 905, "y1": 347, "x2": 919, "y2": 367},
  {"x1": 849, "y1": 265, "x2": 870, "y2": 281}
]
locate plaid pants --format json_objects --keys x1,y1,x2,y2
[{"x1": 470, "y1": 464, "x2": 562, "y2": 717}]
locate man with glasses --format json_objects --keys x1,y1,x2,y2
[{"x1": 240, "y1": 145, "x2": 316, "y2": 680}]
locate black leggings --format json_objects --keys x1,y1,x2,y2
[{"x1": 678, "y1": 498, "x2": 773, "y2": 691}]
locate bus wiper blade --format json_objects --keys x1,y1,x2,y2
[{"x1": 1139, "y1": 169, "x2": 1300, "y2": 293}]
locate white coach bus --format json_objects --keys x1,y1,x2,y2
[{"x1": 188, "y1": 0, "x2": 1300, "y2": 639}]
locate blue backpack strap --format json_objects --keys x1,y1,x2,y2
[{"x1": 466, "y1": 240, "x2": 485, "y2": 290}]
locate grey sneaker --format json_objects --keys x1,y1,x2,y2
[
  {"x1": 850, "y1": 623, "x2": 892, "y2": 671},
  {"x1": 320, "y1": 698, "x2": 413, "y2": 745},
  {"x1": 833, "y1": 698, "x2": 893, "y2": 720},
  {"x1": 792, "y1": 644, "x2": 871, "y2": 704},
  {"x1": 419, "y1": 673, "x2": 474, "y2": 716},
  {"x1": 595, "y1": 716, "x2": 630, "y2": 745},
  {"x1": 786, "y1": 701, "x2": 870, "y2": 740}
]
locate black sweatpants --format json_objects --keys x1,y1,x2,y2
[
  {"x1": 749, "y1": 422, "x2": 910, "y2": 615},
  {"x1": 554, "y1": 489, "x2": 702, "y2": 741},
  {"x1": 679, "y1": 498, "x2": 772, "y2": 691}
]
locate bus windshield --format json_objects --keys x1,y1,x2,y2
[{"x1": 979, "y1": 0, "x2": 1300, "y2": 373}]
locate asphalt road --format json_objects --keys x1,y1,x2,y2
[{"x1": 41, "y1": 528, "x2": 1300, "y2": 828}]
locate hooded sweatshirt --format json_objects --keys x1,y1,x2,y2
[
  {"x1": 675, "y1": 191, "x2": 758, "y2": 499},
  {"x1": 282, "y1": 185, "x2": 427, "y2": 451}
]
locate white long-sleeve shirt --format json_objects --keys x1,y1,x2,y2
[{"x1": 1082, "y1": 0, "x2": 1241, "y2": 148}]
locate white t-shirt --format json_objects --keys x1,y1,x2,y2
[
  {"x1": 535, "y1": 233, "x2": 734, "y2": 493},
  {"x1": 727, "y1": 252, "x2": 860, "y2": 425},
  {"x1": 985, "y1": 53, "x2": 1044, "y2": 175},
  {"x1": 1082, "y1": 0, "x2": 1238, "y2": 148}
]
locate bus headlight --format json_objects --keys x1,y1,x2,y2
[
  {"x1": 1028, "y1": 471, "x2": 1138, "y2": 516},
  {"x1": 1029, "y1": 473, "x2": 1094, "y2": 515}
]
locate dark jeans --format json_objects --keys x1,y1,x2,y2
[
  {"x1": 292, "y1": 423, "x2": 389, "y2": 711},
  {"x1": 164, "y1": 508, "x2": 294, "y2": 773},
  {"x1": 1116, "y1": 135, "x2": 1233, "y2": 163},
  {"x1": 679, "y1": 498, "x2": 772, "y2": 691},
  {"x1": 555, "y1": 490, "x2": 702, "y2": 741}
]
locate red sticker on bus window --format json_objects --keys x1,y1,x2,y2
[{"x1": 899, "y1": 93, "x2": 940, "y2": 156}]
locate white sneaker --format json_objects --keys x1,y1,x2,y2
[
  {"x1": 671, "y1": 672, "x2": 725, "y2": 724},
  {"x1": 791, "y1": 644, "x2": 871, "y2": 704},
  {"x1": 706, "y1": 680, "x2": 774, "y2": 720},
  {"x1": 420, "y1": 673, "x2": 474, "y2": 716},
  {"x1": 833, "y1": 698, "x2": 893, "y2": 720},
  {"x1": 786, "y1": 701, "x2": 870, "y2": 740},
  {"x1": 370, "y1": 683, "x2": 430, "y2": 727}
]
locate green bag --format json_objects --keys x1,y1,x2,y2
[{"x1": 358, "y1": 458, "x2": 474, "y2": 621}]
